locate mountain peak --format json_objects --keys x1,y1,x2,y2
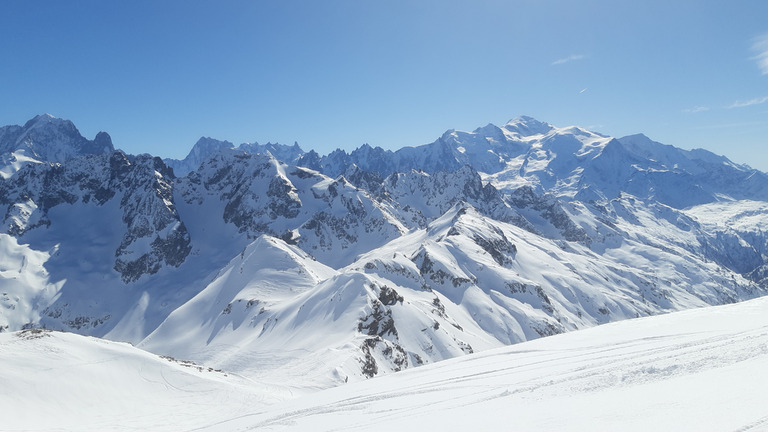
[
  {"x1": 23, "y1": 113, "x2": 76, "y2": 132},
  {"x1": 503, "y1": 116, "x2": 554, "y2": 136},
  {"x1": 94, "y1": 131, "x2": 113, "y2": 149},
  {"x1": 0, "y1": 114, "x2": 114, "y2": 171},
  {"x1": 185, "y1": 137, "x2": 234, "y2": 162},
  {"x1": 471, "y1": 123, "x2": 504, "y2": 137},
  {"x1": 30, "y1": 113, "x2": 56, "y2": 122},
  {"x1": 621, "y1": 133, "x2": 653, "y2": 142}
]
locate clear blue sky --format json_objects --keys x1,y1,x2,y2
[{"x1": 1, "y1": 1, "x2": 767, "y2": 169}]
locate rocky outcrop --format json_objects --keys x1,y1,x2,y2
[{"x1": 0, "y1": 151, "x2": 190, "y2": 282}]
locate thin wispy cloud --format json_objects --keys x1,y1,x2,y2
[
  {"x1": 727, "y1": 96, "x2": 768, "y2": 109},
  {"x1": 752, "y1": 33, "x2": 768, "y2": 75},
  {"x1": 552, "y1": 54, "x2": 586, "y2": 66},
  {"x1": 683, "y1": 106, "x2": 709, "y2": 113}
]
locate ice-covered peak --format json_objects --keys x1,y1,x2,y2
[
  {"x1": 503, "y1": 116, "x2": 555, "y2": 136},
  {"x1": 0, "y1": 114, "x2": 115, "y2": 178},
  {"x1": 427, "y1": 200, "x2": 476, "y2": 232},
  {"x1": 472, "y1": 123, "x2": 505, "y2": 137},
  {"x1": 22, "y1": 113, "x2": 79, "y2": 135},
  {"x1": 23, "y1": 113, "x2": 58, "y2": 127},
  {"x1": 20, "y1": 114, "x2": 91, "y2": 144},
  {"x1": 438, "y1": 128, "x2": 458, "y2": 142}
]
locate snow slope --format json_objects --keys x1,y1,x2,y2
[
  {"x1": 137, "y1": 200, "x2": 761, "y2": 390},
  {"x1": 685, "y1": 200, "x2": 768, "y2": 285},
  {"x1": 0, "y1": 233, "x2": 63, "y2": 332},
  {"x1": 203, "y1": 295, "x2": 768, "y2": 432},
  {"x1": 138, "y1": 235, "x2": 345, "y2": 394},
  {"x1": 0, "y1": 329, "x2": 288, "y2": 432},
  {"x1": 4, "y1": 296, "x2": 768, "y2": 431}
]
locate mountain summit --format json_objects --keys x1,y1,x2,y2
[
  {"x1": 0, "y1": 113, "x2": 113, "y2": 178},
  {"x1": 502, "y1": 115, "x2": 555, "y2": 136}
]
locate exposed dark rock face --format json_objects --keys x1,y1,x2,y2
[
  {"x1": 509, "y1": 186, "x2": 589, "y2": 242},
  {"x1": 0, "y1": 151, "x2": 191, "y2": 282},
  {"x1": 357, "y1": 285, "x2": 408, "y2": 378}
]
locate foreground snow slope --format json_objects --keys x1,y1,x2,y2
[
  {"x1": 206, "y1": 296, "x2": 768, "y2": 432},
  {"x1": 0, "y1": 329, "x2": 289, "y2": 432},
  {"x1": 6, "y1": 297, "x2": 767, "y2": 431}
]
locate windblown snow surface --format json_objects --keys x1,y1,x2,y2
[{"x1": 3, "y1": 296, "x2": 768, "y2": 431}]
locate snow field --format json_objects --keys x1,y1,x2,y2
[
  {"x1": 0, "y1": 330, "x2": 285, "y2": 432},
  {"x1": 203, "y1": 296, "x2": 768, "y2": 431}
]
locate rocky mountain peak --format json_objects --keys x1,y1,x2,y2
[
  {"x1": 22, "y1": 113, "x2": 70, "y2": 129},
  {"x1": 0, "y1": 114, "x2": 115, "y2": 178},
  {"x1": 187, "y1": 137, "x2": 235, "y2": 161},
  {"x1": 93, "y1": 131, "x2": 113, "y2": 151}
]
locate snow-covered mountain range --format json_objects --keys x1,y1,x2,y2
[{"x1": 1, "y1": 114, "x2": 767, "y2": 395}]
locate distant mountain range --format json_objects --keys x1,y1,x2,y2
[{"x1": 1, "y1": 113, "x2": 767, "y2": 391}]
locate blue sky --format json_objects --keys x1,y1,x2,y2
[{"x1": 1, "y1": 1, "x2": 767, "y2": 169}]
